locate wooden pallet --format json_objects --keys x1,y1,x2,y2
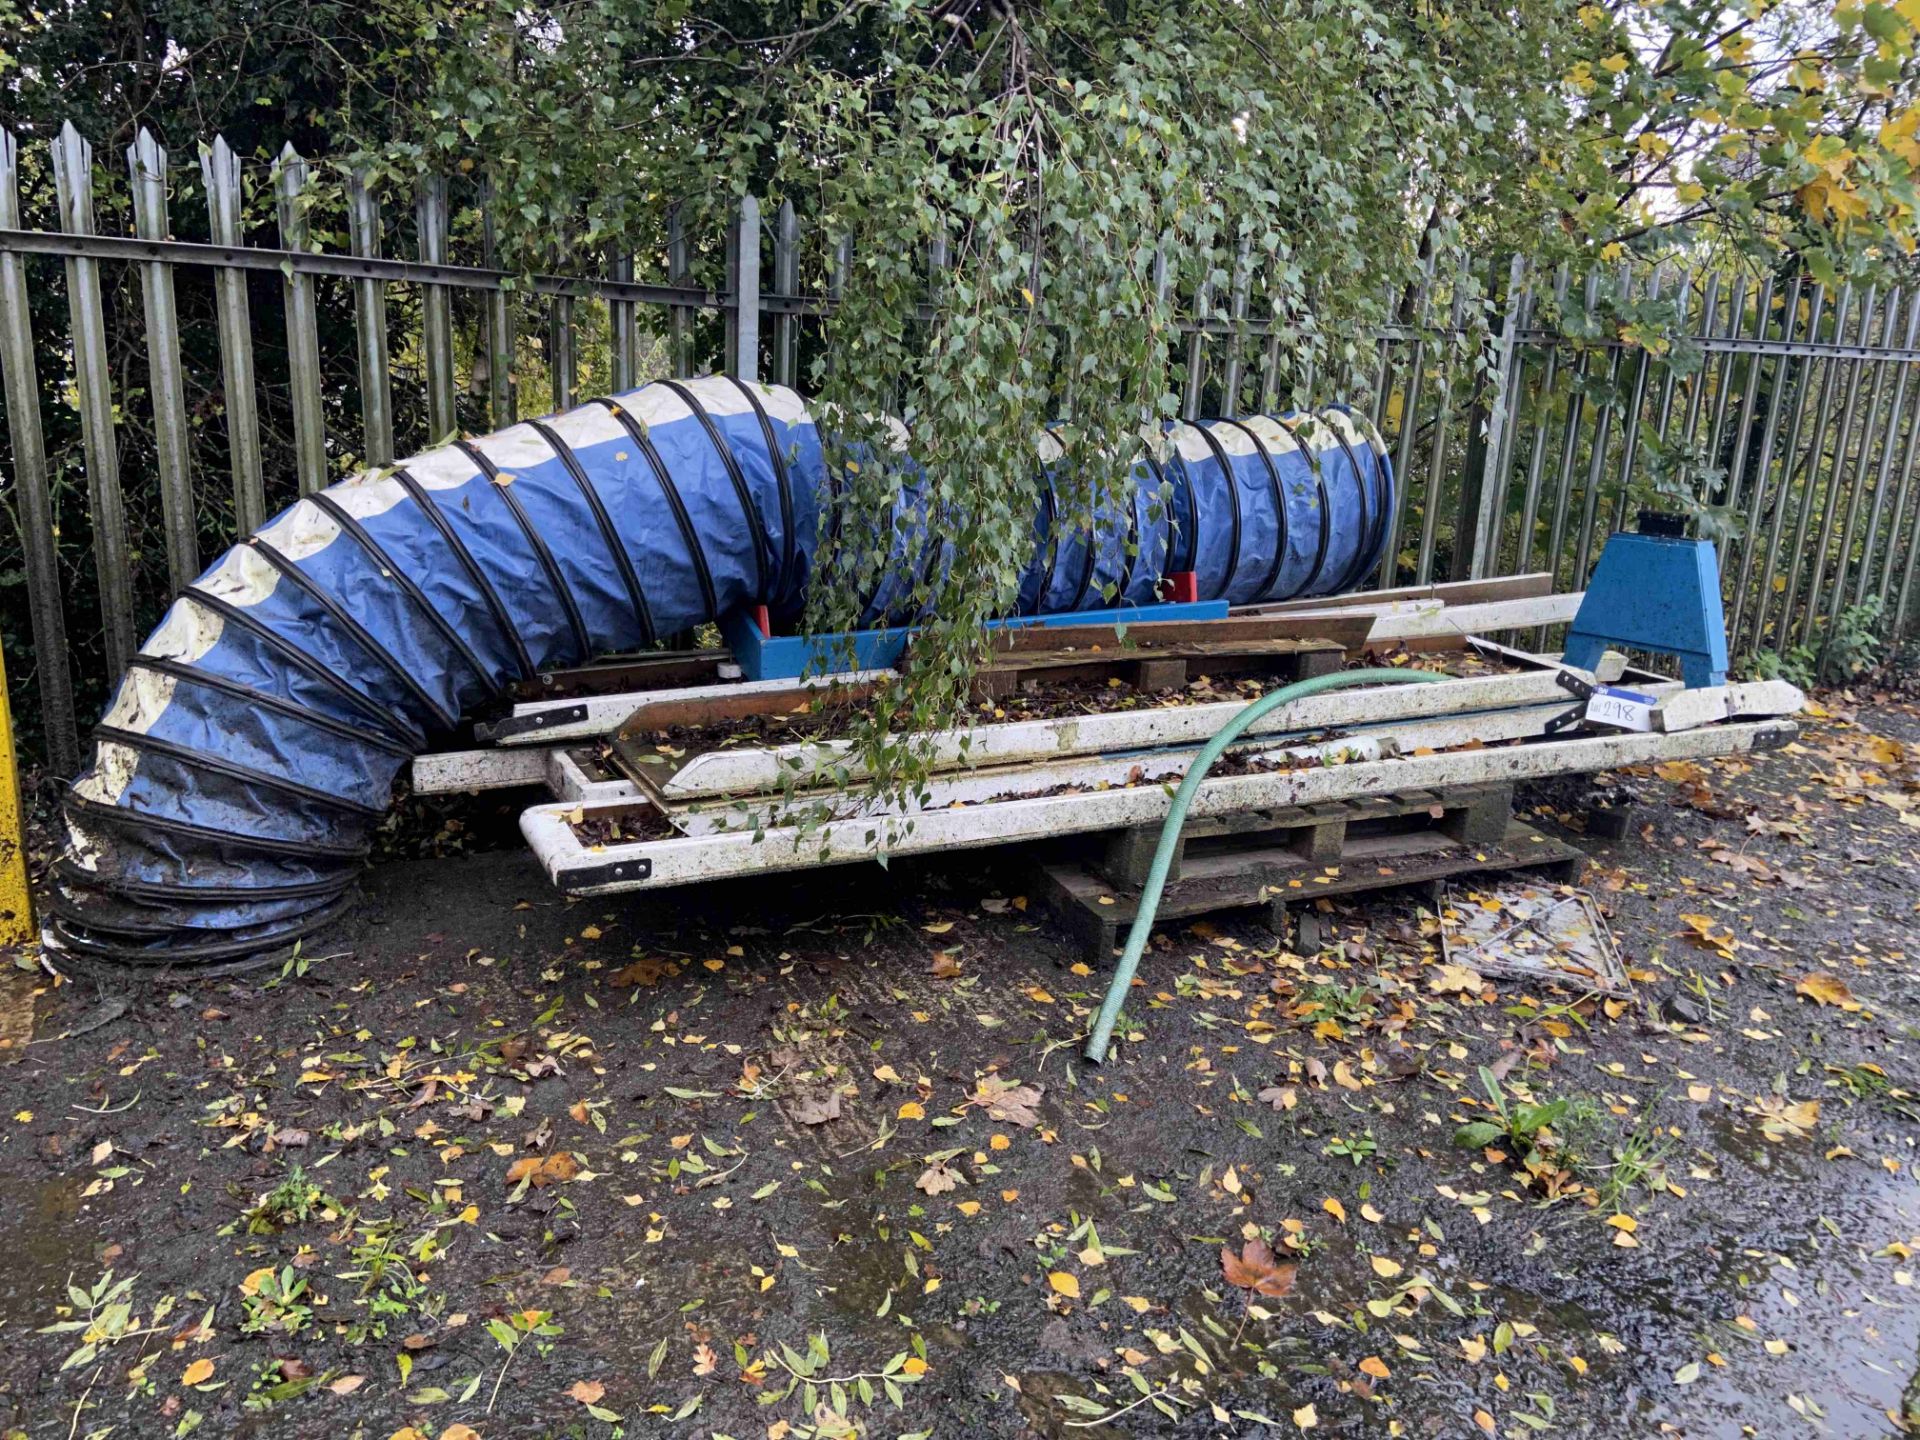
[
  {"x1": 1036, "y1": 783, "x2": 1585, "y2": 962},
  {"x1": 969, "y1": 635, "x2": 1347, "y2": 702}
]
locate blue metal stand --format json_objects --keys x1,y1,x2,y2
[
  {"x1": 1560, "y1": 532, "x2": 1728, "y2": 688},
  {"x1": 720, "y1": 600, "x2": 1231, "y2": 681}
]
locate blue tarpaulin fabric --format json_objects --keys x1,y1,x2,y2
[{"x1": 52, "y1": 376, "x2": 1393, "y2": 964}]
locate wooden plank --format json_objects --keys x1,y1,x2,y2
[
  {"x1": 480, "y1": 177, "x2": 515, "y2": 427},
  {"x1": 1236, "y1": 572, "x2": 1555, "y2": 616},
  {"x1": 347, "y1": 169, "x2": 394, "y2": 465},
  {"x1": 412, "y1": 746, "x2": 549, "y2": 794},
  {"x1": 126, "y1": 128, "x2": 198, "y2": 587},
  {"x1": 274, "y1": 145, "x2": 328, "y2": 496},
  {"x1": 615, "y1": 678, "x2": 881, "y2": 737},
  {"x1": 1043, "y1": 818, "x2": 1583, "y2": 961},
  {"x1": 1366, "y1": 592, "x2": 1584, "y2": 644},
  {"x1": 202, "y1": 134, "x2": 266, "y2": 534},
  {"x1": 416, "y1": 175, "x2": 456, "y2": 440},
  {"x1": 513, "y1": 648, "x2": 732, "y2": 699},
  {"x1": 49, "y1": 122, "x2": 136, "y2": 673},
  {"x1": 982, "y1": 615, "x2": 1373, "y2": 655},
  {"x1": 0, "y1": 129, "x2": 78, "y2": 772}
]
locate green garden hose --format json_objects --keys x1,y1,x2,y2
[{"x1": 1082, "y1": 667, "x2": 1449, "y2": 1063}]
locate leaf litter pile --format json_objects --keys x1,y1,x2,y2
[{"x1": 2, "y1": 693, "x2": 1920, "y2": 1437}]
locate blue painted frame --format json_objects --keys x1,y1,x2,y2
[
  {"x1": 720, "y1": 600, "x2": 1232, "y2": 681},
  {"x1": 1560, "y1": 533, "x2": 1729, "y2": 688}
]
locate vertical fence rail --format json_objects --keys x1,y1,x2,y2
[
  {"x1": 0, "y1": 129, "x2": 79, "y2": 773},
  {"x1": 347, "y1": 169, "x2": 394, "y2": 466},
  {"x1": 203, "y1": 135, "x2": 267, "y2": 535},
  {"x1": 275, "y1": 146, "x2": 329, "y2": 496},
  {"x1": 49, "y1": 122, "x2": 137, "y2": 675},
  {"x1": 417, "y1": 175, "x2": 456, "y2": 441},
  {"x1": 127, "y1": 128, "x2": 198, "y2": 587},
  {"x1": 8, "y1": 122, "x2": 1920, "y2": 773}
]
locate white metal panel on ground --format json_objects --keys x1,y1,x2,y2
[
  {"x1": 417, "y1": 651, "x2": 1631, "y2": 797},
  {"x1": 524, "y1": 717, "x2": 1795, "y2": 894},
  {"x1": 656, "y1": 692, "x2": 1680, "y2": 834}
]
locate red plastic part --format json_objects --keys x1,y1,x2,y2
[
  {"x1": 1165, "y1": 571, "x2": 1199, "y2": 604},
  {"x1": 752, "y1": 604, "x2": 772, "y2": 638}
]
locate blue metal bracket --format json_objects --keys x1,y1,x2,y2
[
  {"x1": 720, "y1": 599, "x2": 1232, "y2": 682},
  {"x1": 1559, "y1": 532, "x2": 1729, "y2": 688}
]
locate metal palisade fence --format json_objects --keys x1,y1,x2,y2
[{"x1": 3, "y1": 121, "x2": 1920, "y2": 773}]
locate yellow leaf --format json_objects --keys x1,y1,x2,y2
[
  {"x1": 1607, "y1": 1213, "x2": 1638, "y2": 1233},
  {"x1": 1323, "y1": 1196, "x2": 1348, "y2": 1223},
  {"x1": 1370, "y1": 1255, "x2": 1403, "y2": 1278},
  {"x1": 1795, "y1": 972, "x2": 1861, "y2": 1010},
  {"x1": 240, "y1": 1267, "x2": 275, "y2": 1297},
  {"x1": 181, "y1": 1358, "x2": 214, "y2": 1386},
  {"x1": 441, "y1": 1427, "x2": 482, "y2": 1440},
  {"x1": 1600, "y1": 52, "x2": 1630, "y2": 73},
  {"x1": 1121, "y1": 1295, "x2": 1151, "y2": 1313},
  {"x1": 902, "y1": 1355, "x2": 929, "y2": 1376},
  {"x1": 1293, "y1": 1402, "x2": 1319, "y2": 1430},
  {"x1": 897, "y1": 1101, "x2": 926, "y2": 1120},
  {"x1": 1358, "y1": 1355, "x2": 1392, "y2": 1379},
  {"x1": 1048, "y1": 1271, "x2": 1081, "y2": 1299}
]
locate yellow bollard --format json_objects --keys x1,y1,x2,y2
[{"x1": 0, "y1": 640, "x2": 32, "y2": 945}]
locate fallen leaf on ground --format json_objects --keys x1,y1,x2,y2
[
  {"x1": 915, "y1": 1160, "x2": 963, "y2": 1195},
  {"x1": 1048, "y1": 1271, "x2": 1082, "y2": 1299},
  {"x1": 1429, "y1": 963, "x2": 1484, "y2": 995},
  {"x1": 1795, "y1": 972, "x2": 1861, "y2": 1010},
  {"x1": 969, "y1": 1075, "x2": 1043, "y2": 1128},
  {"x1": 567, "y1": 1380, "x2": 605, "y2": 1406},
  {"x1": 1221, "y1": 1239, "x2": 1297, "y2": 1297},
  {"x1": 506, "y1": 1152, "x2": 579, "y2": 1188},
  {"x1": 181, "y1": 1358, "x2": 214, "y2": 1386},
  {"x1": 790, "y1": 1089, "x2": 843, "y2": 1126}
]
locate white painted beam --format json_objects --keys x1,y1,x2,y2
[{"x1": 525, "y1": 717, "x2": 1794, "y2": 894}]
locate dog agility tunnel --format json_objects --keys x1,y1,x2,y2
[{"x1": 50, "y1": 375, "x2": 1395, "y2": 964}]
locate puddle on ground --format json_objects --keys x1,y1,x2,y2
[{"x1": 0, "y1": 1175, "x2": 92, "y2": 1329}]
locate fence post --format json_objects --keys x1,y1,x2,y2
[
  {"x1": 0, "y1": 129, "x2": 79, "y2": 773},
  {"x1": 550, "y1": 290, "x2": 576, "y2": 411},
  {"x1": 727, "y1": 193, "x2": 761, "y2": 382},
  {"x1": 668, "y1": 205, "x2": 692, "y2": 379},
  {"x1": 773, "y1": 198, "x2": 799, "y2": 387},
  {"x1": 610, "y1": 249, "x2": 637, "y2": 393},
  {"x1": 202, "y1": 135, "x2": 266, "y2": 535},
  {"x1": 1463, "y1": 254, "x2": 1527, "y2": 578},
  {"x1": 1219, "y1": 235, "x2": 1252, "y2": 417},
  {"x1": 480, "y1": 179, "x2": 516, "y2": 427},
  {"x1": 50, "y1": 121, "x2": 137, "y2": 675},
  {"x1": 416, "y1": 175, "x2": 456, "y2": 440},
  {"x1": 274, "y1": 145, "x2": 329, "y2": 495},
  {"x1": 127, "y1": 128, "x2": 199, "y2": 587},
  {"x1": 347, "y1": 168, "x2": 394, "y2": 465}
]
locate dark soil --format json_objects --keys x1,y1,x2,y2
[{"x1": 3, "y1": 689, "x2": 1918, "y2": 1440}]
